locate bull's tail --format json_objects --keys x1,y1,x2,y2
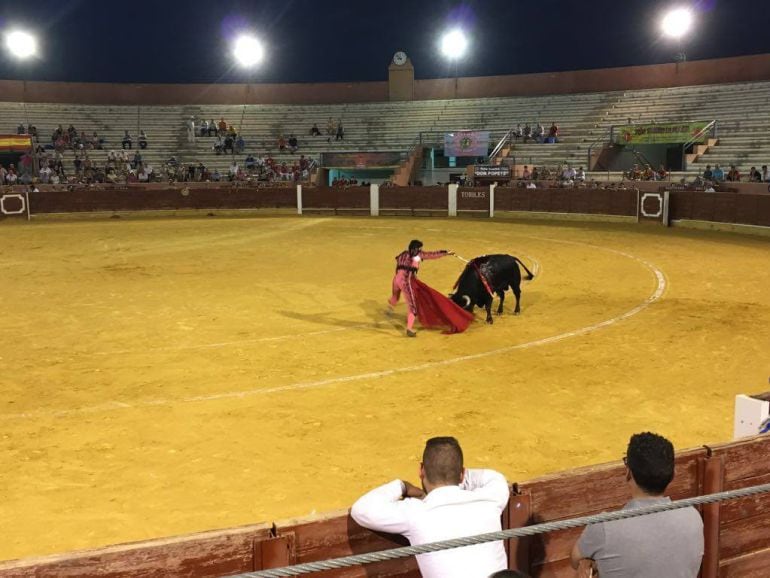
[{"x1": 514, "y1": 256, "x2": 535, "y2": 280}]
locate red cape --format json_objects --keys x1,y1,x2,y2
[{"x1": 412, "y1": 277, "x2": 474, "y2": 334}]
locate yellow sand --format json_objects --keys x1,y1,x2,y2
[{"x1": 1, "y1": 216, "x2": 768, "y2": 561}]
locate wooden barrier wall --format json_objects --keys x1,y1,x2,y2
[
  {"x1": 4, "y1": 185, "x2": 770, "y2": 237},
  {"x1": 1, "y1": 435, "x2": 768, "y2": 578}
]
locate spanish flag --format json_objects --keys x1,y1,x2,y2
[{"x1": 0, "y1": 135, "x2": 33, "y2": 151}]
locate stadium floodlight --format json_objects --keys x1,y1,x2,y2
[
  {"x1": 4, "y1": 30, "x2": 38, "y2": 60},
  {"x1": 233, "y1": 34, "x2": 264, "y2": 68},
  {"x1": 661, "y1": 7, "x2": 694, "y2": 39},
  {"x1": 440, "y1": 29, "x2": 468, "y2": 60}
]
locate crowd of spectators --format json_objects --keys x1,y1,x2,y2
[
  {"x1": 351, "y1": 432, "x2": 703, "y2": 578},
  {"x1": 511, "y1": 121, "x2": 560, "y2": 144}
]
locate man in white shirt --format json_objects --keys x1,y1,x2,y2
[{"x1": 351, "y1": 437, "x2": 509, "y2": 578}]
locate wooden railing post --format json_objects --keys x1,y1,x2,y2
[
  {"x1": 700, "y1": 451, "x2": 725, "y2": 578},
  {"x1": 507, "y1": 486, "x2": 532, "y2": 573}
]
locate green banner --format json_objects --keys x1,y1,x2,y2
[{"x1": 613, "y1": 121, "x2": 710, "y2": 145}]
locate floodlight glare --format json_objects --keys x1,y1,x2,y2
[
  {"x1": 233, "y1": 34, "x2": 264, "y2": 67},
  {"x1": 4, "y1": 30, "x2": 37, "y2": 59},
  {"x1": 661, "y1": 8, "x2": 693, "y2": 39},
  {"x1": 441, "y1": 29, "x2": 468, "y2": 60}
]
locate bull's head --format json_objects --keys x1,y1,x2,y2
[{"x1": 450, "y1": 293, "x2": 473, "y2": 311}]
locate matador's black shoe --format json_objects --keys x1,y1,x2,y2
[{"x1": 406, "y1": 329, "x2": 417, "y2": 337}]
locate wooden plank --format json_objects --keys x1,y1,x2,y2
[
  {"x1": 719, "y1": 513, "x2": 770, "y2": 560},
  {"x1": 719, "y1": 546, "x2": 770, "y2": 578},
  {"x1": 707, "y1": 435, "x2": 770, "y2": 483},
  {"x1": 518, "y1": 449, "x2": 703, "y2": 521},
  {"x1": 0, "y1": 524, "x2": 271, "y2": 578}
]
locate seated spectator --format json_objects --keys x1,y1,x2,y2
[
  {"x1": 132, "y1": 151, "x2": 142, "y2": 169},
  {"x1": 288, "y1": 134, "x2": 298, "y2": 152},
  {"x1": 73, "y1": 155, "x2": 83, "y2": 173},
  {"x1": 5, "y1": 166, "x2": 18, "y2": 184},
  {"x1": 762, "y1": 165, "x2": 769, "y2": 182},
  {"x1": 727, "y1": 165, "x2": 741, "y2": 182},
  {"x1": 522, "y1": 123, "x2": 532, "y2": 142},
  {"x1": 299, "y1": 154, "x2": 309, "y2": 171},
  {"x1": 702, "y1": 165, "x2": 713, "y2": 181},
  {"x1": 28, "y1": 125, "x2": 38, "y2": 139},
  {"x1": 211, "y1": 168, "x2": 221, "y2": 182},
  {"x1": 208, "y1": 119, "x2": 217, "y2": 137},
  {"x1": 245, "y1": 154, "x2": 256, "y2": 170},
  {"x1": 228, "y1": 125, "x2": 237, "y2": 139},
  {"x1": 522, "y1": 165, "x2": 531, "y2": 180},
  {"x1": 17, "y1": 123, "x2": 26, "y2": 134},
  {"x1": 336, "y1": 121, "x2": 345, "y2": 141},
  {"x1": 642, "y1": 165, "x2": 655, "y2": 181},
  {"x1": 278, "y1": 135, "x2": 287, "y2": 151},
  {"x1": 213, "y1": 136, "x2": 224, "y2": 155},
  {"x1": 218, "y1": 117, "x2": 228, "y2": 135},
  {"x1": 533, "y1": 123, "x2": 544, "y2": 143},
  {"x1": 327, "y1": 117, "x2": 336, "y2": 135},
  {"x1": 121, "y1": 131, "x2": 133, "y2": 149},
  {"x1": 351, "y1": 437, "x2": 509, "y2": 578},
  {"x1": 561, "y1": 164, "x2": 576, "y2": 181},
  {"x1": 138, "y1": 130, "x2": 148, "y2": 149},
  {"x1": 167, "y1": 155, "x2": 179, "y2": 167},
  {"x1": 657, "y1": 164, "x2": 668, "y2": 181},
  {"x1": 749, "y1": 166, "x2": 762, "y2": 182},
  {"x1": 235, "y1": 134, "x2": 245, "y2": 153},
  {"x1": 571, "y1": 432, "x2": 704, "y2": 577},
  {"x1": 310, "y1": 123, "x2": 321, "y2": 136},
  {"x1": 575, "y1": 166, "x2": 586, "y2": 182},
  {"x1": 200, "y1": 119, "x2": 209, "y2": 137},
  {"x1": 549, "y1": 122, "x2": 559, "y2": 141},
  {"x1": 711, "y1": 164, "x2": 724, "y2": 182},
  {"x1": 223, "y1": 135, "x2": 234, "y2": 154},
  {"x1": 512, "y1": 123, "x2": 523, "y2": 141},
  {"x1": 228, "y1": 161, "x2": 239, "y2": 181},
  {"x1": 531, "y1": 166, "x2": 540, "y2": 180}
]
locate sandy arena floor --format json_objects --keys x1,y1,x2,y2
[{"x1": 1, "y1": 215, "x2": 769, "y2": 561}]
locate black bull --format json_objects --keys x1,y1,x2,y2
[{"x1": 450, "y1": 254, "x2": 535, "y2": 323}]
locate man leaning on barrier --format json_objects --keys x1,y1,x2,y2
[
  {"x1": 570, "y1": 432, "x2": 704, "y2": 577},
  {"x1": 351, "y1": 436, "x2": 510, "y2": 578}
]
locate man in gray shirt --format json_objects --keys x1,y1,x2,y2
[{"x1": 570, "y1": 432, "x2": 704, "y2": 577}]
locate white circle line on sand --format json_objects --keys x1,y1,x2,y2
[{"x1": 0, "y1": 245, "x2": 664, "y2": 422}]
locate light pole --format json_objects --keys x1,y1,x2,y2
[
  {"x1": 661, "y1": 7, "x2": 694, "y2": 62},
  {"x1": 232, "y1": 33, "x2": 264, "y2": 162},
  {"x1": 4, "y1": 29, "x2": 39, "y2": 126},
  {"x1": 440, "y1": 29, "x2": 468, "y2": 99}
]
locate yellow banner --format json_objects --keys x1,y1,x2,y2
[{"x1": 0, "y1": 135, "x2": 33, "y2": 150}]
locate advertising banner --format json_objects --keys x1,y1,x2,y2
[
  {"x1": 473, "y1": 165, "x2": 511, "y2": 178},
  {"x1": 444, "y1": 131, "x2": 491, "y2": 157},
  {"x1": 613, "y1": 122, "x2": 711, "y2": 145}
]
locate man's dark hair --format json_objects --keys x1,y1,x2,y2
[
  {"x1": 626, "y1": 432, "x2": 675, "y2": 495},
  {"x1": 422, "y1": 436, "x2": 463, "y2": 485},
  {"x1": 489, "y1": 571, "x2": 531, "y2": 578},
  {"x1": 408, "y1": 239, "x2": 423, "y2": 254}
]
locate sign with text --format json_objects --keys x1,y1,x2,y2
[
  {"x1": 444, "y1": 131, "x2": 491, "y2": 157},
  {"x1": 613, "y1": 122, "x2": 711, "y2": 145},
  {"x1": 473, "y1": 165, "x2": 511, "y2": 179}
]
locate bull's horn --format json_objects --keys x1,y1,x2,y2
[{"x1": 461, "y1": 295, "x2": 471, "y2": 307}]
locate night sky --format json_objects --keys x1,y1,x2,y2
[{"x1": 0, "y1": 0, "x2": 768, "y2": 85}]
